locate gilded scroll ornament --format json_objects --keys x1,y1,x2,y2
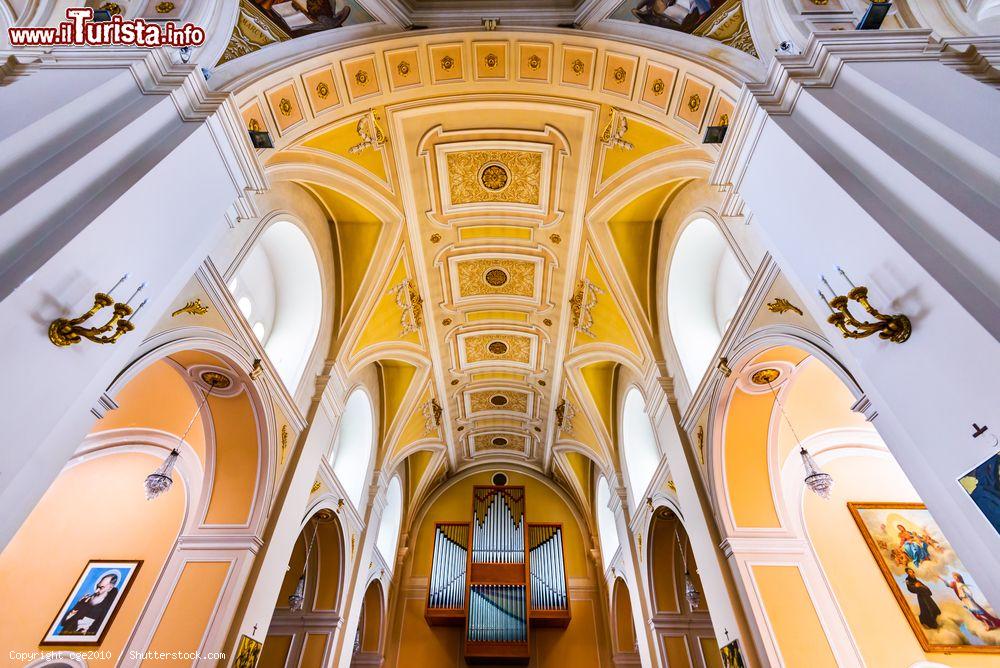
[
  {"x1": 767, "y1": 297, "x2": 803, "y2": 316},
  {"x1": 423, "y1": 398, "x2": 443, "y2": 433},
  {"x1": 171, "y1": 299, "x2": 209, "y2": 317},
  {"x1": 600, "y1": 107, "x2": 633, "y2": 151},
  {"x1": 349, "y1": 109, "x2": 388, "y2": 154},
  {"x1": 555, "y1": 399, "x2": 576, "y2": 433},
  {"x1": 389, "y1": 278, "x2": 424, "y2": 336},
  {"x1": 569, "y1": 278, "x2": 604, "y2": 338}
]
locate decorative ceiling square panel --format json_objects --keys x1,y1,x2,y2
[
  {"x1": 434, "y1": 141, "x2": 553, "y2": 217},
  {"x1": 674, "y1": 74, "x2": 714, "y2": 132},
  {"x1": 467, "y1": 389, "x2": 532, "y2": 416},
  {"x1": 429, "y1": 43, "x2": 465, "y2": 83},
  {"x1": 385, "y1": 47, "x2": 421, "y2": 91},
  {"x1": 456, "y1": 331, "x2": 538, "y2": 371},
  {"x1": 640, "y1": 62, "x2": 678, "y2": 112},
  {"x1": 342, "y1": 54, "x2": 381, "y2": 102},
  {"x1": 517, "y1": 42, "x2": 552, "y2": 83},
  {"x1": 240, "y1": 100, "x2": 270, "y2": 135},
  {"x1": 560, "y1": 45, "x2": 596, "y2": 89},
  {"x1": 601, "y1": 52, "x2": 638, "y2": 98},
  {"x1": 451, "y1": 256, "x2": 541, "y2": 302},
  {"x1": 264, "y1": 81, "x2": 305, "y2": 135},
  {"x1": 474, "y1": 42, "x2": 508, "y2": 80},
  {"x1": 301, "y1": 66, "x2": 340, "y2": 116},
  {"x1": 471, "y1": 432, "x2": 529, "y2": 454}
]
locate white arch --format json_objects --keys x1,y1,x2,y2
[
  {"x1": 376, "y1": 476, "x2": 403, "y2": 572},
  {"x1": 230, "y1": 220, "x2": 323, "y2": 393},
  {"x1": 332, "y1": 388, "x2": 375, "y2": 509},
  {"x1": 621, "y1": 387, "x2": 659, "y2": 509},
  {"x1": 596, "y1": 476, "x2": 620, "y2": 572},
  {"x1": 667, "y1": 218, "x2": 749, "y2": 388}
]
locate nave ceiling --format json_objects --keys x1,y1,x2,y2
[{"x1": 228, "y1": 29, "x2": 741, "y2": 522}]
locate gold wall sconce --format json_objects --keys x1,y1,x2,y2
[
  {"x1": 818, "y1": 267, "x2": 911, "y2": 343},
  {"x1": 49, "y1": 275, "x2": 147, "y2": 347}
]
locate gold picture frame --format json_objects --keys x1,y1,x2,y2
[
  {"x1": 234, "y1": 634, "x2": 263, "y2": 668},
  {"x1": 848, "y1": 502, "x2": 1000, "y2": 653}
]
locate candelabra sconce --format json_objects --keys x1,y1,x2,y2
[
  {"x1": 818, "y1": 267, "x2": 911, "y2": 344},
  {"x1": 48, "y1": 276, "x2": 147, "y2": 347}
]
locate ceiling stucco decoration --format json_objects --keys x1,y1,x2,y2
[
  {"x1": 458, "y1": 332, "x2": 536, "y2": 369},
  {"x1": 447, "y1": 150, "x2": 540, "y2": 204},
  {"x1": 468, "y1": 390, "x2": 531, "y2": 415},
  {"x1": 455, "y1": 258, "x2": 536, "y2": 299},
  {"x1": 472, "y1": 432, "x2": 529, "y2": 453}
]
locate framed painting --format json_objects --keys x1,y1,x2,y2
[
  {"x1": 720, "y1": 638, "x2": 745, "y2": 668},
  {"x1": 41, "y1": 560, "x2": 142, "y2": 645},
  {"x1": 848, "y1": 502, "x2": 1000, "y2": 653},
  {"x1": 234, "y1": 634, "x2": 263, "y2": 668},
  {"x1": 960, "y1": 452, "x2": 1000, "y2": 535}
]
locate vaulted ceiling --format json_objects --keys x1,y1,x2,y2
[{"x1": 235, "y1": 29, "x2": 738, "y2": 514}]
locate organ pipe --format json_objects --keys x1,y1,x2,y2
[
  {"x1": 529, "y1": 525, "x2": 568, "y2": 611},
  {"x1": 428, "y1": 523, "x2": 468, "y2": 609}
]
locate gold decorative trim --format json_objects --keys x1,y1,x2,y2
[
  {"x1": 767, "y1": 297, "x2": 803, "y2": 316},
  {"x1": 388, "y1": 278, "x2": 423, "y2": 336},
  {"x1": 600, "y1": 107, "x2": 633, "y2": 151},
  {"x1": 456, "y1": 258, "x2": 535, "y2": 298},
  {"x1": 171, "y1": 299, "x2": 209, "y2": 317},
  {"x1": 446, "y1": 150, "x2": 542, "y2": 205},
  {"x1": 348, "y1": 109, "x2": 388, "y2": 155},
  {"x1": 569, "y1": 278, "x2": 604, "y2": 338}
]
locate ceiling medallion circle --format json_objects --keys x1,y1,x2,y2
[
  {"x1": 199, "y1": 370, "x2": 232, "y2": 389},
  {"x1": 484, "y1": 268, "x2": 509, "y2": 287},
  {"x1": 492, "y1": 472, "x2": 508, "y2": 486},
  {"x1": 490, "y1": 395, "x2": 509, "y2": 407},
  {"x1": 751, "y1": 368, "x2": 781, "y2": 385},
  {"x1": 491, "y1": 437, "x2": 509, "y2": 447},
  {"x1": 478, "y1": 162, "x2": 510, "y2": 192},
  {"x1": 487, "y1": 340, "x2": 509, "y2": 355}
]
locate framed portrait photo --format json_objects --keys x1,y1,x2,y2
[
  {"x1": 849, "y1": 502, "x2": 1000, "y2": 653},
  {"x1": 41, "y1": 560, "x2": 141, "y2": 646}
]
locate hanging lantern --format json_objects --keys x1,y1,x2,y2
[
  {"x1": 684, "y1": 571, "x2": 701, "y2": 611},
  {"x1": 800, "y1": 446, "x2": 834, "y2": 499},
  {"x1": 288, "y1": 574, "x2": 306, "y2": 611},
  {"x1": 144, "y1": 449, "x2": 179, "y2": 500},
  {"x1": 144, "y1": 371, "x2": 230, "y2": 501}
]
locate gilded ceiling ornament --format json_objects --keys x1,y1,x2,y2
[
  {"x1": 600, "y1": 107, "x2": 633, "y2": 151},
  {"x1": 278, "y1": 97, "x2": 293, "y2": 116},
  {"x1": 442, "y1": 317, "x2": 452, "y2": 326},
  {"x1": 687, "y1": 93, "x2": 701, "y2": 113},
  {"x1": 451, "y1": 379, "x2": 460, "y2": 386},
  {"x1": 696, "y1": 425, "x2": 705, "y2": 465},
  {"x1": 430, "y1": 233, "x2": 441, "y2": 243},
  {"x1": 315, "y1": 82, "x2": 330, "y2": 99},
  {"x1": 651, "y1": 78, "x2": 665, "y2": 95},
  {"x1": 571, "y1": 59, "x2": 585, "y2": 75},
  {"x1": 440, "y1": 55, "x2": 455, "y2": 71},
  {"x1": 247, "y1": 118, "x2": 261, "y2": 132},
  {"x1": 464, "y1": 333, "x2": 532, "y2": 364},
  {"x1": 555, "y1": 398, "x2": 576, "y2": 433},
  {"x1": 667, "y1": 479, "x2": 677, "y2": 493},
  {"x1": 719, "y1": 113, "x2": 730, "y2": 126},
  {"x1": 484, "y1": 53, "x2": 499, "y2": 69},
  {"x1": 388, "y1": 278, "x2": 423, "y2": 336},
  {"x1": 456, "y1": 258, "x2": 535, "y2": 298},
  {"x1": 476, "y1": 433, "x2": 521, "y2": 450},
  {"x1": 397, "y1": 61, "x2": 411, "y2": 76},
  {"x1": 171, "y1": 299, "x2": 209, "y2": 317},
  {"x1": 349, "y1": 109, "x2": 388, "y2": 155},
  {"x1": 538, "y1": 379, "x2": 546, "y2": 386},
  {"x1": 280, "y1": 425, "x2": 289, "y2": 465},
  {"x1": 479, "y1": 163, "x2": 510, "y2": 191},
  {"x1": 446, "y1": 150, "x2": 542, "y2": 205},
  {"x1": 311, "y1": 480, "x2": 322, "y2": 493},
  {"x1": 101, "y1": 3, "x2": 123, "y2": 15},
  {"x1": 612, "y1": 66, "x2": 627, "y2": 83},
  {"x1": 355, "y1": 70, "x2": 370, "y2": 86},
  {"x1": 810, "y1": 0, "x2": 829, "y2": 4},
  {"x1": 767, "y1": 297, "x2": 803, "y2": 316},
  {"x1": 156, "y1": 1, "x2": 176, "y2": 12},
  {"x1": 422, "y1": 398, "x2": 443, "y2": 433},
  {"x1": 218, "y1": 2, "x2": 289, "y2": 66},
  {"x1": 470, "y1": 390, "x2": 528, "y2": 414},
  {"x1": 549, "y1": 233, "x2": 561, "y2": 244},
  {"x1": 543, "y1": 318, "x2": 552, "y2": 326},
  {"x1": 751, "y1": 368, "x2": 781, "y2": 385},
  {"x1": 569, "y1": 278, "x2": 604, "y2": 338},
  {"x1": 527, "y1": 54, "x2": 542, "y2": 70}
]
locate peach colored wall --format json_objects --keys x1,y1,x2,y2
[
  {"x1": 0, "y1": 453, "x2": 185, "y2": 667},
  {"x1": 257, "y1": 633, "x2": 292, "y2": 668},
  {"x1": 203, "y1": 392, "x2": 260, "y2": 525},
  {"x1": 146, "y1": 561, "x2": 231, "y2": 665},
  {"x1": 751, "y1": 565, "x2": 837, "y2": 667},
  {"x1": 302, "y1": 633, "x2": 328, "y2": 665},
  {"x1": 724, "y1": 389, "x2": 781, "y2": 528}
]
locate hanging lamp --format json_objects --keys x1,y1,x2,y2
[
  {"x1": 289, "y1": 522, "x2": 319, "y2": 611},
  {"x1": 144, "y1": 370, "x2": 230, "y2": 500},
  {"x1": 674, "y1": 526, "x2": 701, "y2": 611},
  {"x1": 752, "y1": 368, "x2": 834, "y2": 500}
]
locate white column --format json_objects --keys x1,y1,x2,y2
[
  {"x1": 716, "y1": 30, "x2": 1000, "y2": 602},
  {"x1": 223, "y1": 372, "x2": 342, "y2": 654},
  {"x1": 609, "y1": 482, "x2": 659, "y2": 668},
  {"x1": 653, "y1": 378, "x2": 763, "y2": 667},
  {"x1": 0, "y1": 48, "x2": 264, "y2": 549},
  {"x1": 333, "y1": 470, "x2": 388, "y2": 668}
]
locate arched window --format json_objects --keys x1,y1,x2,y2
[
  {"x1": 622, "y1": 388, "x2": 659, "y2": 506},
  {"x1": 596, "y1": 477, "x2": 620, "y2": 570},
  {"x1": 230, "y1": 221, "x2": 323, "y2": 392},
  {"x1": 667, "y1": 218, "x2": 749, "y2": 388},
  {"x1": 376, "y1": 477, "x2": 402, "y2": 570},
  {"x1": 332, "y1": 389, "x2": 375, "y2": 508}
]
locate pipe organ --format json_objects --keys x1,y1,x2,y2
[{"x1": 426, "y1": 484, "x2": 570, "y2": 665}]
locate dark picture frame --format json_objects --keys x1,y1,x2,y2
[{"x1": 41, "y1": 559, "x2": 142, "y2": 646}]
